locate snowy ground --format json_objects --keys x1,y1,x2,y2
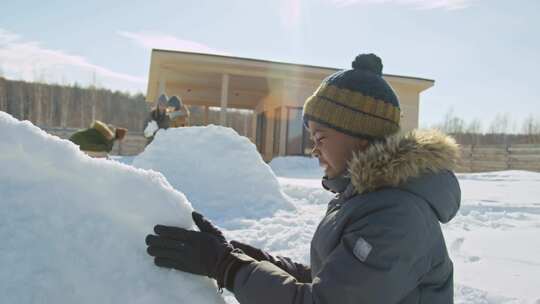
[
  {"x1": 2, "y1": 112, "x2": 539, "y2": 303},
  {"x1": 220, "y1": 167, "x2": 540, "y2": 304}
]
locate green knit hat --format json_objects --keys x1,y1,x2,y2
[{"x1": 303, "y1": 54, "x2": 400, "y2": 140}]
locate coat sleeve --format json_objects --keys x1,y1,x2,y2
[
  {"x1": 231, "y1": 241, "x2": 312, "y2": 283},
  {"x1": 232, "y1": 203, "x2": 430, "y2": 304}
]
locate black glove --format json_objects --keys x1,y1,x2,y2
[{"x1": 146, "y1": 212, "x2": 252, "y2": 291}]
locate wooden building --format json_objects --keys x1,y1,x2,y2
[{"x1": 146, "y1": 50, "x2": 434, "y2": 160}]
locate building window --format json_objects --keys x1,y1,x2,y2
[
  {"x1": 256, "y1": 112, "x2": 267, "y2": 154},
  {"x1": 286, "y1": 108, "x2": 302, "y2": 155},
  {"x1": 273, "y1": 107, "x2": 281, "y2": 156},
  {"x1": 287, "y1": 107, "x2": 309, "y2": 155}
]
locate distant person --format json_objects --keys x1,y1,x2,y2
[
  {"x1": 69, "y1": 120, "x2": 127, "y2": 158},
  {"x1": 144, "y1": 94, "x2": 170, "y2": 145},
  {"x1": 167, "y1": 95, "x2": 190, "y2": 128},
  {"x1": 145, "y1": 54, "x2": 462, "y2": 303}
]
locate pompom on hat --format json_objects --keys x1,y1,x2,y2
[{"x1": 303, "y1": 53, "x2": 401, "y2": 140}]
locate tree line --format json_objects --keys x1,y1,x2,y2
[
  {"x1": 429, "y1": 109, "x2": 540, "y2": 145},
  {"x1": 0, "y1": 76, "x2": 255, "y2": 137},
  {"x1": 0, "y1": 77, "x2": 150, "y2": 132}
]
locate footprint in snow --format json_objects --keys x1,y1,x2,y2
[
  {"x1": 450, "y1": 237, "x2": 465, "y2": 252},
  {"x1": 465, "y1": 256, "x2": 481, "y2": 263}
]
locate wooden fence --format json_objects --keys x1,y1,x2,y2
[{"x1": 458, "y1": 144, "x2": 540, "y2": 172}]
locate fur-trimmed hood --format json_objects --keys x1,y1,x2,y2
[
  {"x1": 348, "y1": 129, "x2": 460, "y2": 194},
  {"x1": 347, "y1": 129, "x2": 461, "y2": 223}
]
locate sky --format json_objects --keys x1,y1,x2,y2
[{"x1": 0, "y1": 0, "x2": 539, "y2": 130}]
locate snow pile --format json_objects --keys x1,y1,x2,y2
[
  {"x1": 269, "y1": 156, "x2": 324, "y2": 178},
  {"x1": 0, "y1": 112, "x2": 225, "y2": 304},
  {"x1": 133, "y1": 126, "x2": 294, "y2": 223}
]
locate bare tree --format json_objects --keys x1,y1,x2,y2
[
  {"x1": 522, "y1": 115, "x2": 540, "y2": 134},
  {"x1": 464, "y1": 118, "x2": 482, "y2": 145},
  {"x1": 488, "y1": 113, "x2": 511, "y2": 134},
  {"x1": 34, "y1": 82, "x2": 43, "y2": 126},
  {"x1": 522, "y1": 114, "x2": 540, "y2": 143},
  {"x1": 466, "y1": 118, "x2": 483, "y2": 134},
  {"x1": 439, "y1": 108, "x2": 465, "y2": 134}
]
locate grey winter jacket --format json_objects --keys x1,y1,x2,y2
[{"x1": 232, "y1": 130, "x2": 462, "y2": 304}]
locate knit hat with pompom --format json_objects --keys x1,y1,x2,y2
[{"x1": 303, "y1": 53, "x2": 401, "y2": 140}]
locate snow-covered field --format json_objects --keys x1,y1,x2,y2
[
  {"x1": 221, "y1": 166, "x2": 540, "y2": 304},
  {"x1": 2, "y1": 111, "x2": 539, "y2": 303}
]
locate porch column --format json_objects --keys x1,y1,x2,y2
[
  {"x1": 278, "y1": 81, "x2": 287, "y2": 156},
  {"x1": 250, "y1": 110, "x2": 258, "y2": 143},
  {"x1": 243, "y1": 111, "x2": 249, "y2": 137},
  {"x1": 220, "y1": 74, "x2": 229, "y2": 126},
  {"x1": 279, "y1": 106, "x2": 288, "y2": 156}
]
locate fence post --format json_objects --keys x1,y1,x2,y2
[
  {"x1": 506, "y1": 143, "x2": 511, "y2": 170},
  {"x1": 470, "y1": 144, "x2": 475, "y2": 172}
]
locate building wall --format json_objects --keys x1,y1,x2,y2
[{"x1": 390, "y1": 83, "x2": 421, "y2": 132}]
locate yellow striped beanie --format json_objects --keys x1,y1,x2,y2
[{"x1": 303, "y1": 54, "x2": 400, "y2": 140}]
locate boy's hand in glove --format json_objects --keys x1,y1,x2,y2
[{"x1": 145, "y1": 211, "x2": 252, "y2": 291}]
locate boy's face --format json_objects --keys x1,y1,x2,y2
[{"x1": 307, "y1": 121, "x2": 367, "y2": 178}]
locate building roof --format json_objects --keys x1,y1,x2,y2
[
  {"x1": 146, "y1": 49, "x2": 435, "y2": 106},
  {"x1": 152, "y1": 49, "x2": 435, "y2": 84}
]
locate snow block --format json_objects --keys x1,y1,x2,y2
[
  {"x1": 133, "y1": 125, "x2": 294, "y2": 223},
  {"x1": 0, "y1": 112, "x2": 225, "y2": 304}
]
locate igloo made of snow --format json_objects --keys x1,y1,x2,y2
[{"x1": 133, "y1": 125, "x2": 294, "y2": 224}]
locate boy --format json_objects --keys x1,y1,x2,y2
[{"x1": 145, "y1": 54, "x2": 461, "y2": 304}]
